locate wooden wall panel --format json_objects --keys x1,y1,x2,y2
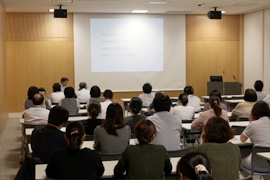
[{"x1": 0, "y1": 0, "x2": 8, "y2": 134}]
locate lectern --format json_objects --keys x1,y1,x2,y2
[{"x1": 207, "y1": 82, "x2": 242, "y2": 95}]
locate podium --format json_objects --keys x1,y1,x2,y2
[{"x1": 207, "y1": 82, "x2": 242, "y2": 95}]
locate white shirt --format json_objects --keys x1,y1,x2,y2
[
  {"x1": 256, "y1": 91, "x2": 266, "y2": 101},
  {"x1": 138, "y1": 92, "x2": 155, "y2": 107},
  {"x1": 187, "y1": 94, "x2": 201, "y2": 112},
  {"x1": 50, "y1": 92, "x2": 65, "y2": 104},
  {"x1": 76, "y1": 88, "x2": 90, "y2": 103},
  {"x1": 98, "y1": 99, "x2": 113, "y2": 119},
  {"x1": 263, "y1": 95, "x2": 270, "y2": 107},
  {"x1": 24, "y1": 106, "x2": 49, "y2": 125},
  {"x1": 171, "y1": 105, "x2": 195, "y2": 120}
]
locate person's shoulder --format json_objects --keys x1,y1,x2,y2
[{"x1": 227, "y1": 142, "x2": 241, "y2": 152}]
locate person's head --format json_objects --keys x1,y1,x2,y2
[
  {"x1": 90, "y1": 85, "x2": 101, "y2": 98},
  {"x1": 254, "y1": 80, "x2": 264, "y2": 92},
  {"x1": 153, "y1": 94, "x2": 171, "y2": 112},
  {"x1": 102, "y1": 103, "x2": 124, "y2": 136},
  {"x1": 129, "y1": 97, "x2": 143, "y2": 115},
  {"x1": 79, "y1": 82, "x2": 87, "y2": 90},
  {"x1": 202, "y1": 117, "x2": 235, "y2": 143},
  {"x1": 251, "y1": 101, "x2": 270, "y2": 120},
  {"x1": 65, "y1": 122, "x2": 85, "y2": 152},
  {"x1": 103, "y1": 89, "x2": 113, "y2": 100},
  {"x1": 87, "y1": 101, "x2": 101, "y2": 120},
  {"x1": 38, "y1": 87, "x2": 46, "y2": 96},
  {"x1": 244, "y1": 88, "x2": 257, "y2": 102},
  {"x1": 177, "y1": 151, "x2": 212, "y2": 180},
  {"x1": 53, "y1": 83, "x2": 61, "y2": 92},
  {"x1": 179, "y1": 93, "x2": 189, "y2": 106},
  {"x1": 142, "y1": 83, "x2": 152, "y2": 94},
  {"x1": 64, "y1": 87, "x2": 76, "y2": 98},
  {"x1": 61, "y1": 77, "x2": 69, "y2": 87},
  {"x1": 184, "y1": 86, "x2": 194, "y2": 95},
  {"x1": 134, "y1": 120, "x2": 156, "y2": 145},
  {"x1": 32, "y1": 93, "x2": 45, "y2": 106},
  {"x1": 48, "y1": 106, "x2": 69, "y2": 127},
  {"x1": 209, "y1": 90, "x2": 222, "y2": 100},
  {"x1": 208, "y1": 95, "x2": 222, "y2": 116},
  {"x1": 27, "y1": 86, "x2": 39, "y2": 99}
]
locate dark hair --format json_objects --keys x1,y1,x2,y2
[
  {"x1": 251, "y1": 101, "x2": 270, "y2": 120},
  {"x1": 209, "y1": 89, "x2": 222, "y2": 100},
  {"x1": 52, "y1": 83, "x2": 61, "y2": 92},
  {"x1": 179, "y1": 93, "x2": 188, "y2": 106},
  {"x1": 184, "y1": 86, "x2": 194, "y2": 95},
  {"x1": 129, "y1": 97, "x2": 143, "y2": 114},
  {"x1": 32, "y1": 93, "x2": 44, "y2": 105},
  {"x1": 79, "y1": 82, "x2": 87, "y2": 89},
  {"x1": 244, "y1": 89, "x2": 257, "y2": 102},
  {"x1": 90, "y1": 85, "x2": 101, "y2": 98},
  {"x1": 153, "y1": 95, "x2": 171, "y2": 112},
  {"x1": 142, "y1": 83, "x2": 152, "y2": 94},
  {"x1": 65, "y1": 122, "x2": 85, "y2": 152},
  {"x1": 209, "y1": 95, "x2": 222, "y2": 116},
  {"x1": 38, "y1": 87, "x2": 46, "y2": 92},
  {"x1": 202, "y1": 117, "x2": 235, "y2": 143},
  {"x1": 102, "y1": 103, "x2": 125, "y2": 136},
  {"x1": 88, "y1": 101, "x2": 101, "y2": 120},
  {"x1": 134, "y1": 120, "x2": 156, "y2": 145},
  {"x1": 177, "y1": 151, "x2": 212, "y2": 180},
  {"x1": 61, "y1": 77, "x2": 69, "y2": 83},
  {"x1": 254, "y1": 80, "x2": 264, "y2": 91},
  {"x1": 27, "y1": 86, "x2": 39, "y2": 99},
  {"x1": 64, "y1": 87, "x2": 77, "y2": 98},
  {"x1": 103, "y1": 89, "x2": 113, "y2": 99},
  {"x1": 48, "y1": 106, "x2": 69, "y2": 126}
]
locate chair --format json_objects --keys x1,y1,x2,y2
[
  {"x1": 99, "y1": 152, "x2": 122, "y2": 161},
  {"x1": 182, "y1": 119, "x2": 193, "y2": 123},
  {"x1": 183, "y1": 129, "x2": 201, "y2": 150},
  {"x1": 241, "y1": 146, "x2": 270, "y2": 179},
  {"x1": 168, "y1": 148, "x2": 190, "y2": 158},
  {"x1": 231, "y1": 125, "x2": 246, "y2": 135}
]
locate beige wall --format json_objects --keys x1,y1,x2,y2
[{"x1": 0, "y1": 0, "x2": 8, "y2": 134}]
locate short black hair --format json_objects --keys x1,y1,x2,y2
[
  {"x1": 244, "y1": 88, "x2": 257, "y2": 102},
  {"x1": 103, "y1": 89, "x2": 113, "y2": 99},
  {"x1": 90, "y1": 86, "x2": 101, "y2": 98},
  {"x1": 32, "y1": 93, "x2": 44, "y2": 105},
  {"x1": 79, "y1": 82, "x2": 87, "y2": 89},
  {"x1": 142, "y1": 83, "x2": 152, "y2": 94},
  {"x1": 184, "y1": 86, "x2": 194, "y2": 95},
  {"x1": 48, "y1": 106, "x2": 69, "y2": 126},
  {"x1": 61, "y1": 77, "x2": 69, "y2": 83},
  {"x1": 38, "y1": 87, "x2": 46, "y2": 92},
  {"x1": 209, "y1": 89, "x2": 222, "y2": 100},
  {"x1": 251, "y1": 101, "x2": 270, "y2": 119},
  {"x1": 254, "y1": 80, "x2": 264, "y2": 91},
  {"x1": 27, "y1": 86, "x2": 39, "y2": 100},
  {"x1": 52, "y1": 83, "x2": 61, "y2": 92},
  {"x1": 129, "y1": 97, "x2": 143, "y2": 114},
  {"x1": 64, "y1": 87, "x2": 76, "y2": 98},
  {"x1": 153, "y1": 94, "x2": 171, "y2": 112}
]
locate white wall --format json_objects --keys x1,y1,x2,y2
[{"x1": 244, "y1": 8, "x2": 270, "y2": 94}]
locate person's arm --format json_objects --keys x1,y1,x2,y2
[
  {"x1": 76, "y1": 98, "x2": 80, "y2": 113},
  {"x1": 114, "y1": 149, "x2": 128, "y2": 177},
  {"x1": 191, "y1": 113, "x2": 204, "y2": 130},
  {"x1": 45, "y1": 153, "x2": 57, "y2": 178},
  {"x1": 164, "y1": 149, "x2": 172, "y2": 174},
  {"x1": 93, "y1": 127, "x2": 101, "y2": 151},
  {"x1": 58, "y1": 99, "x2": 62, "y2": 106},
  {"x1": 240, "y1": 124, "x2": 251, "y2": 142},
  {"x1": 240, "y1": 131, "x2": 248, "y2": 142},
  {"x1": 95, "y1": 152, "x2": 105, "y2": 176}
]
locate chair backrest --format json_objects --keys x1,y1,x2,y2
[
  {"x1": 251, "y1": 146, "x2": 270, "y2": 173},
  {"x1": 231, "y1": 125, "x2": 246, "y2": 135},
  {"x1": 168, "y1": 148, "x2": 190, "y2": 158},
  {"x1": 182, "y1": 119, "x2": 193, "y2": 123},
  {"x1": 99, "y1": 152, "x2": 122, "y2": 161}
]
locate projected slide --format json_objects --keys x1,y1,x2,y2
[{"x1": 90, "y1": 18, "x2": 163, "y2": 72}]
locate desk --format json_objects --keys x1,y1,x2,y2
[
  {"x1": 225, "y1": 99, "x2": 245, "y2": 111},
  {"x1": 194, "y1": 112, "x2": 232, "y2": 119},
  {"x1": 20, "y1": 116, "x2": 87, "y2": 124},
  {"x1": 182, "y1": 121, "x2": 249, "y2": 131},
  {"x1": 35, "y1": 157, "x2": 180, "y2": 180},
  {"x1": 25, "y1": 127, "x2": 66, "y2": 136}
]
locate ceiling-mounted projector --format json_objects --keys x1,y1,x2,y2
[
  {"x1": 208, "y1": 7, "x2": 221, "y2": 19},
  {"x1": 54, "y1": 5, "x2": 67, "y2": 18}
]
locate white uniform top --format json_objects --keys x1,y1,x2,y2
[
  {"x1": 171, "y1": 105, "x2": 195, "y2": 120},
  {"x1": 98, "y1": 99, "x2": 113, "y2": 119},
  {"x1": 50, "y1": 92, "x2": 65, "y2": 104},
  {"x1": 24, "y1": 106, "x2": 49, "y2": 125},
  {"x1": 138, "y1": 92, "x2": 155, "y2": 107},
  {"x1": 187, "y1": 95, "x2": 201, "y2": 112},
  {"x1": 76, "y1": 88, "x2": 90, "y2": 103}
]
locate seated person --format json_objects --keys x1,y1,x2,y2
[
  {"x1": 89, "y1": 85, "x2": 104, "y2": 103},
  {"x1": 124, "y1": 97, "x2": 146, "y2": 133},
  {"x1": 24, "y1": 93, "x2": 50, "y2": 125},
  {"x1": 138, "y1": 83, "x2": 155, "y2": 107},
  {"x1": 146, "y1": 94, "x2": 182, "y2": 150},
  {"x1": 59, "y1": 87, "x2": 80, "y2": 116},
  {"x1": 94, "y1": 103, "x2": 131, "y2": 153},
  {"x1": 172, "y1": 93, "x2": 195, "y2": 120},
  {"x1": 31, "y1": 106, "x2": 69, "y2": 163},
  {"x1": 240, "y1": 101, "x2": 270, "y2": 172},
  {"x1": 46, "y1": 121, "x2": 104, "y2": 179},
  {"x1": 25, "y1": 86, "x2": 50, "y2": 110},
  {"x1": 99, "y1": 89, "x2": 113, "y2": 119},
  {"x1": 148, "y1": 91, "x2": 164, "y2": 111},
  {"x1": 232, "y1": 89, "x2": 257, "y2": 120},
  {"x1": 114, "y1": 120, "x2": 172, "y2": 179},
  {"x1": 177, "y1": 151, "x2": 213, "y2": 180},
  {"x1": 254, "y1": 80, "x2": 266, "y2": 101},
  {"x1": 50, "y1": 83, "x2": 65, "y2": 104},
  {"x1": 184, "y1": 85, "x2": 201, "y2": 112},
  {"x1": 75, "y1": 82, "x2": 90, "y2": 104},
  {"x1": 39, "y1": 87, "x2": 52, "y2": 109},
  {"x1": 197, "y1": 117, "x2": 241, "y2": 180},
  {"x1": 203, "y1": 90, "x2": 227, "y2": 111},
  {"x1": 81, "y1": 101, "x2": 103, "y2": 135},
  {"x1": 60, "y1": 77, "x2": 69, "y2": 92}
]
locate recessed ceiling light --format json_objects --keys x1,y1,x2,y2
[
  {"x1": 131, "y1": 10, "x2": 149, "y2": 13},
  {"x1": 49, "y1": 9, "x2": 54, "y2": 12},
  {"x1": 221, "y1": 11, "x2": 226, "y2": 13},
  {"x1": 147, "y1": 1, "x2": 169, "y2": 5}
]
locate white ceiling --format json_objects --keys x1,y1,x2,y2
[{"x1": 3, "y1": 0, "x2": 270, "y2": 15}]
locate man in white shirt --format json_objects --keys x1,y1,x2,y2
[
  {"x1": 254, "y1": 80, "x2": 266, "y2": 101},
  {"x1": 76, "y1": 82, "x2": 90, "y2": 104},
  {"x1": 99, "y1": 89, "x2": 113, "y2": 119},
  {"x1": 138, "y1": 83, "x2": 155, "y2": 107},
  {"x1": 24, "y1": 93, "x2": 50, "y2": 125},
  {"x1": 50, "y1": 83, "x2": 65, "y2": 104},
  {"x1": 184, "y1": 85, "x2": 201, "y2": 112},
  {"x1": 60, "y1": 77, "x2": 69, "y2": 92}
]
